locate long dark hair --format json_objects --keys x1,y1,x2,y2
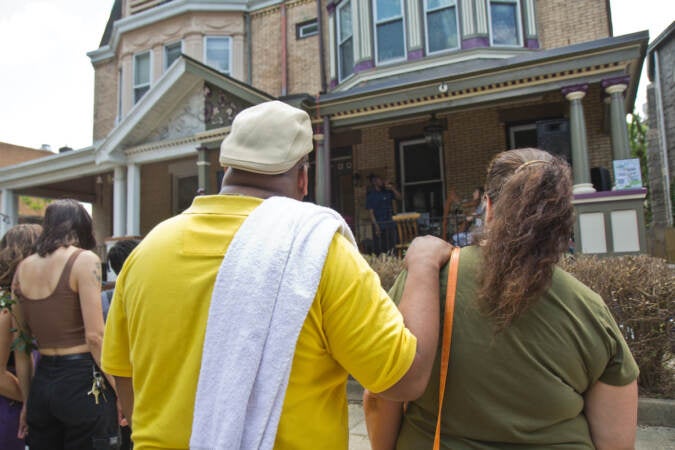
[
  {"x1": 478, "y1": 148, "x2": 574, "y2": 331},
  {"x1": 35, "y1": 199, "x2": 96, "y2": 256},
  {"x1": 0, "y1": 224, "x2": 42, "y2": 289}
]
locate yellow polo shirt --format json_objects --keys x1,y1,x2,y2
[{"x1": 102, "y1": 195, "x2": 416, "y2": 450}]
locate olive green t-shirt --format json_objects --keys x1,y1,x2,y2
[{"x1": 391, "y1": 246, "x2": 638, "y2": 449}]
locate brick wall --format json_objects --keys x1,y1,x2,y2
[
  {"x1": 93, "y1": 59, "x2": 118, "y2": 141},
  {"x1": 251, "y1": 0, "x2": 321, "y2": 96},
  {"x1": 350, "y1": 86, "x2": 613, "y2": 217},
  {"x1": 535, "y1": 0, "x2": 611, "y2": 49}
]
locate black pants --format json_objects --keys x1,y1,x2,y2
[{"x1": 27, "y1": 354, "x2": 120, "y2": 450}]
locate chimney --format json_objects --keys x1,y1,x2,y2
[
  {"x1": 59, "y1": 145, "x2": 73, "y2": 153},
  {"x1": 40, "y1": 144, "x2": 52, "y2": 151}
]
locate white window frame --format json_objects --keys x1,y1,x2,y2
[
  {"x1": 487, "y1": 0, "x2": 523, "y2": 47},
  {"x1": 203, "y1": 36, "x2": 232, "y2": 75},
  {"x1": 133, "y1": 50, "x2": 152, "y2": 104},
  {"x1": 336, "y1": 0, "x2": 354, "y2": 82},
  {"x1": 423, "y1": 0, "x2": 460, "y2": 55},
  {"x1": 508, "y1": 123, "x2": 536, "y2": 149},
  {"x1": 164, "y1": 40, "x2": 183, "y2": 71},
  {"x1": 297, "y1": 19, "x2": 319, "y2": 39},
  {"x1": 398, "y1": 138, "x2": 445, "y2": 213},
  {"x1": 373, "y1": 0, "x2": 407, "y2": 65}
]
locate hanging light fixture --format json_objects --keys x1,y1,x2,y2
[{"x1": 424, "y1": 114, "x2": 444, "y2": 149}]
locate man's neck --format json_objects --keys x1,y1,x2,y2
[{"x1": 220, "y1": 184, "x2": 284, "y2": 200}]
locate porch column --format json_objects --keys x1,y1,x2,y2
[
  {"x1": 113, "y1": 166, "x2": 127, "y2": 237},
  {"x1": 563, "y1": 84, "x2": 595, "y2": 194},
  {"x1": 315, "y1": 117, "x2": 331, "y2": 206},
  {"x1": 603, "y1": 77, "x2": 632, "y2": 161},
  {"x1": 0, "y1": 189, "x2": 17, "y2": 237},
  {"x1": 196, "y1": 146, "x2": 210, "y2": 194},
  {"x1": 126, "y1": 163, "x2": 141, "y2": 236}
]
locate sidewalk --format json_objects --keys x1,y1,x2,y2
[{"x1": 347, "y1": 382, "x2": 675, "y2": 449}]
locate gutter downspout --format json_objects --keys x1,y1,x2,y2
[
  {"x1": 317, "y1": 0, "x2": 327, "y2": 93},
  {"x1": 246, "y1": 12, "x2": 252, "y2": 85},
  {"x1": 654, "y1": 50, "x2": 673, "y2": 225},
  {"x1": 281, "y1": 1, "x2": 288, "y2": 96}
]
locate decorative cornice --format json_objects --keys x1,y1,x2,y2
[{"x1": 327, "y1": 62, "x2": 623, "y2": 123}]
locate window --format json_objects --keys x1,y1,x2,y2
[
  {"x1": 398, "y1": 139, "x2": 444, "y2": 217},
  {"x1": 488, "y1": 0, "x2": 522, "y2": 46},
  {"x1": 164, "y1": 41, "x2": 182, "y2": 70},
  {"x1": 296, "y1": 19, "x2": 318, "y2": 39},
  {"x1": 373, "y1": 0, "x2": 406, "y2": 64},
  {"x1": 204, "y1": 36, "x2": 232, "y2": 75},
  {"x1": 424, "y1": 0, "x2": 459, "y2": 54},
  {"x1": 133, "y1": 51, "x2": 151, "y2": 104},
  {"x1": 337, "y1": 1, "x2": 354, "y2": 81}
]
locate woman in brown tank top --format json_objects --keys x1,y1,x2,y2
[
  {"x1": 11, "y1": 199, "x2": 121, "y2": 450},
  {"x1": 0, "y1": 223, "x2": 42, "y2": 450}
]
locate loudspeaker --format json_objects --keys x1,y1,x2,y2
[{"x1": 591, "y1": 167, "x2": 612, "y2": 191}]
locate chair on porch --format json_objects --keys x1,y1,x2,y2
[{"x1": 392, "y1": 212, "x2": 421, "y2": 258}]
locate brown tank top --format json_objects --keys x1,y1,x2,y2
[{"x1": 16, "y1": 249, "x2": 87, "y2": 348}]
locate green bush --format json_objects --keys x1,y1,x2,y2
[
  {"x1": 560, "y1": 254, "x2": 674, "y2": 398},
  {"x1": 364, "y1": 252, "x2": 674, "y2": 397}
]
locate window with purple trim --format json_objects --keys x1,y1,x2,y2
[
  {"x1": 488, "y1": 0, "x2": 522, "y2": 46},
  {"x1": 373, "y1": 0, "x2": 406, "y2": 64},
  {"x1": 337, "y1": 1, "x2": 354, "y2": 81},
  {"x1": 424, "y1": 0, "x2": 459, "y2": 54}
]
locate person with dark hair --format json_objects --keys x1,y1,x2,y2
[
  {"x1": 366, "y1": 174, "x2": 401, "y2": 254},
  {"x1": 101, "y1": 240, "x2": 140, "y2": 322},
  {"x1": 365, "y1": 148, "x2": 639, "y2": 450},
  {"x1": 11, "y1": 199, "x2": 121, "y2": 450},
  {"x1": 0, "y1": 224, "x2": 41, "y2": 450}
]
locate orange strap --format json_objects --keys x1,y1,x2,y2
[{"x1": 433, "y1": 246, "x2": 461, "y2": 450}]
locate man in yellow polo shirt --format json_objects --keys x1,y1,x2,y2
[{"x1": 102, "y1": 101, "x2": 450, "y2": 449}]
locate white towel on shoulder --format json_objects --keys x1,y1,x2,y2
[{"x1": 190, "y1": 196, "x2": 356, "y2": 450}]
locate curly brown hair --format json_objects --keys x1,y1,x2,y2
[
  {"x1": 0, "y1": 224, "x2": 42, "y2": 289},
  {"x1": 478, "y1": 148, "x2": 574, "y2": 331}
]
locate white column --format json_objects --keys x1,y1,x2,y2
[
  {"x1": 0, "y1": 189, "x2": 17, "y2": 237},
  {"x1": 113, "y1": 166, "x2": 127, "y2": 237},
  {"x1": 126, "y1": 163, "x2": 141, "y2": 236}
]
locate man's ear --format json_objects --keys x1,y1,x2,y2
[
  {"x1": 484, "y1": 196, "x2": 493, "y2": 223},
  {"x1": 298, "y1": 165, "x2": 309, "y2": 198}
]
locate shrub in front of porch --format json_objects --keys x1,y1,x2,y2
[{"x1": 365, "y1": 252, "x2": 674, "y2": 397}]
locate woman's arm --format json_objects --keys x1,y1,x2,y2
[
  {"x1": 11, "y1": 284, "x2": 33, "y2": 439},
  {"x1": 584, "y1": 379, "x2": 638, "y2": 450},
  {"x1": 0, "y1": 311, "x2": 22, "y2": 402},
  {"x1": 74, "y1": 251, "x2": 105, "y2": 368},
  {"x1": 363, "y1": 389, "x2": 403, "y2": 450}
]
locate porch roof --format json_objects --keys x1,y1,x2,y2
[
  {"x1": 96, "y1": 54, "x2": 273, "y2": 165},
  {"x1": 317, "y1": 31, "x2": 649, "y2": 128}
]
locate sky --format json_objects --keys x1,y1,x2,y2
[{"x1": 0, "y1": 0, "x2": 673, "y2": 152}]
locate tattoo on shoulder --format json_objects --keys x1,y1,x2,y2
[{"x1": 92, "y1": 264, "x2": 102, "y2": 285}]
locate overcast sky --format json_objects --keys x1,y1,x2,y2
[{"x1": 0, "y1": 0, "x2": 672, "y2": 152}]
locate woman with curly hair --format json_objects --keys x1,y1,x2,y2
[
  {"x1": 365, "y1": 148, "x2": 639, "y2": 449},
  {"x1": 0, "y1": 223, "x2": 42, "y2": 450},
  {"x1": 11, "y1": 199, "x2": 120, "y2": 449}
]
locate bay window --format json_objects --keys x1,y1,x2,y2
[
  {"x1": 488, "y1": 0, "x2": 522, "y2": 46},
  {"x1": 337, "y1": 1, "x2": 354, "y2": 81},
  {"x1": 424, "y1": 0, "x2": 459, "y2": 54},
  {"x1": 373, "y1": 0, "x2": 406, "y2": 64}
]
